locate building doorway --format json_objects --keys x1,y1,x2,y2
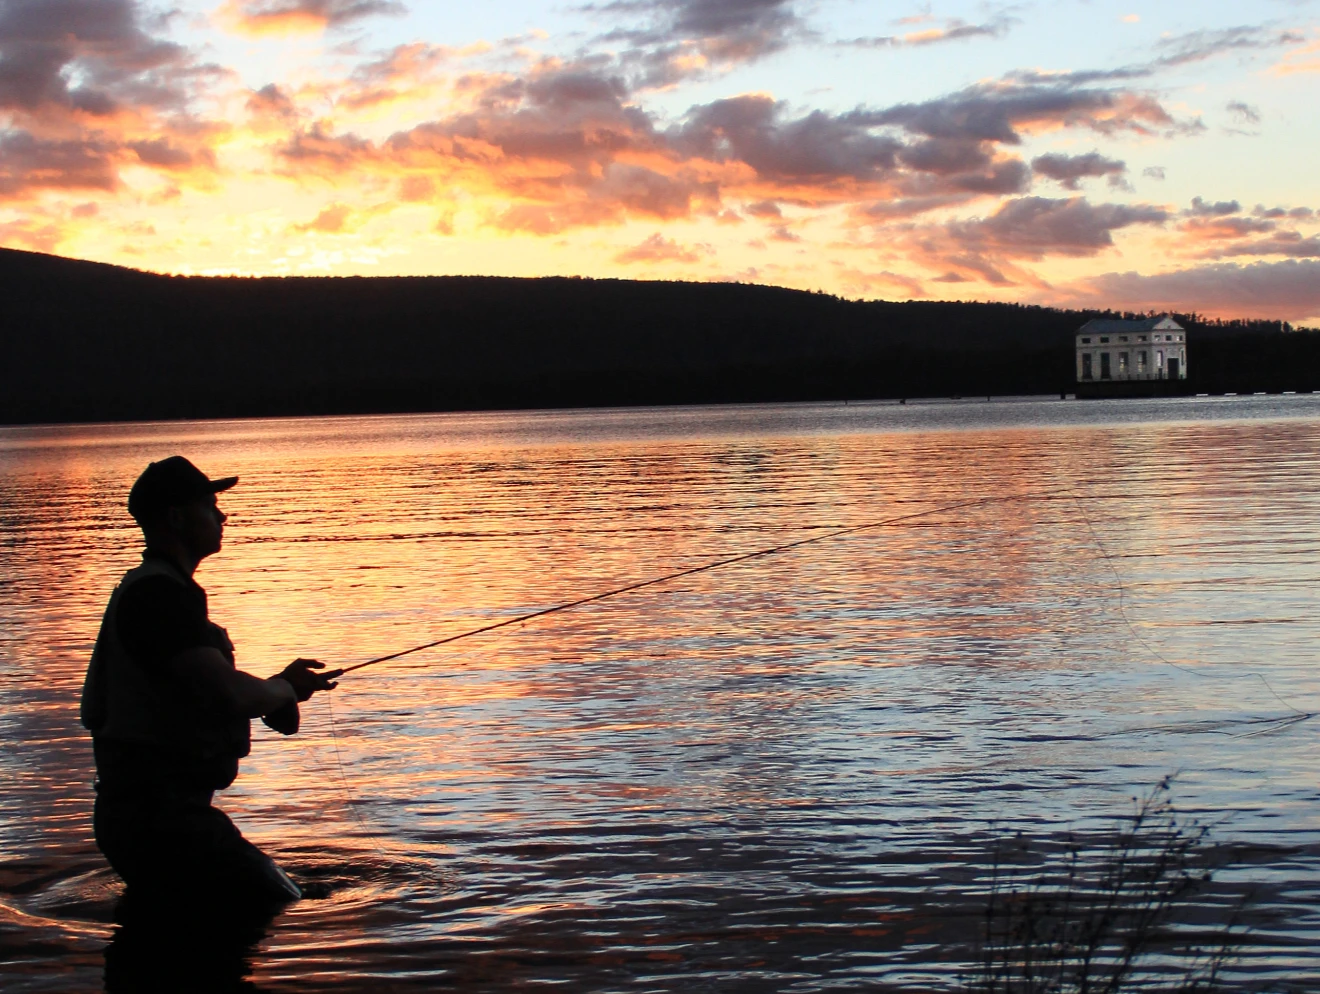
[{"x1": 1168, "y1": 357, "x2": 1180, "y2": 379}]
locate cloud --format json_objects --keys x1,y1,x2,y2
[
  {"x1": 1179, "y1": 208, "x2": 1320, "y2": 259},
  {"x1": 621, "y1": 0, "x2": 802, "y2": 58},
  {"x1": 1186, "y1": 196, "x2": 1241, "y2": 217},
  {"x1": 866, "y1": 79, "x2": 1182, "y2": 144},
  {"x1": 832, "y1": 266, "x2": 927, "y2": 297},
  {"x1": 660, "y1": 0, "x2": 801, "y2": 57},
  {"x1": 279, "y1": 68, "x2": 917, "y2": 234},
  {"x1": 398, "y1": 175, "x2": 434, "y2": 202},
  {"x1": 293, "y1": 202, "x2": 354, "y2": 233},
  {"x1": 588, "y1": 0, "x2": 804, "y2": 82},
  {"x1": 0, "y1": 0, "x2": 227, "y2": 202},
  {"x1": 0, "y1": 131, "x2": 118, "y2": 196},
  {"x1": 245, "y1": 82, "x2": 309, "y2": 136},
  {"x1": 217, "y1": 0, "x2": 406, "y2": 37},
  {"x1": 674, "y1": 95, "x2": 903, "y2": 184},
  {"x1": 336, "y1": 42, "x2": 456, "y2": 111},
  {"x1": 0, "y1": 0, "x2": 198, "y2": 119},
  {"x1": 1225, "y1": 100, "x2": 1262, "y2": 126},
  {"x1": 1210, "y1": 232, "x2": 1320, "y2": 258},
  {"x1": 1031, "y1": 151, "x2": 1127, "y2": 190},
  {"x1": 1273, "y1": 37, "x2": 1320, "y2": 76},
  {"x1": 1002, "y1": 24, "x2": 1306, "y2": 90},
  {"x1": 1153, "y1": 25, "x2": 1306, "y2": 70},
  {"x1": 853, "y1": 194, "x2": 968, "y2": 221},
  {"x1": 129, "y1": 137, "x2": 215, "y2": 170},
  {"x1": 0, "y1": 214, "x2": 64, "y2": 251},
  {"x1": 1068, "y1": 259, "x2": 1320, "y2": 321},
  {"x1": 614, "y1": 231, "x2": 709, "y2": 263},
  {"x1": 246, "y1": 83, "x2": 298, "y2": 125},
  {"x1": 883, "y1": 195, "x2": 1171, "y2": 288},
  {"x1": 1142, "y1": 166, "x2": 1166, "y2": 180},
  {"x1": 1254, "y1": 204, "x2": 1314, "y2": 220},
  {"x1": 949, "y1": 196, "x2": 1168, "y2": 259},
  {"x1": 1182, "y1": 215, "x2": 1276, "y2": 239},
  {"x1": 271, "y1": 54, "x2": 1191, "y2": 239},
  {"x1": 841, "y1": 14, "x2": 1018, "y2": 49}
]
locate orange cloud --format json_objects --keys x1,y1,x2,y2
[
  {"x1": 1272, "y1": 37, "x2": 1320, "y2": 75},
  {"x1": 0, "y1": 214, "x2": 65, "y2": 253},
  {"x1": 832, "y1": 266, "x2": 928, "y2": 297},
  {"x1": 614, "y1": 232, "x2": 711, "y2": 264},
  {"x1": 254, "y1": 56, "x2": 1203, "y2": 251},
  {"x1": 216, "y1": 0, "x2": 405, "y2": 37},
  {"x1": 3, "y1": 4, "x2": 1292, "y2": 324},
  {"x1": 334, "y1": 43, "x2": 459, "y2": 113},
  {"x1": 0, "y1": 0, "x2": 230, "y2": 207},
  {"x1": 293, "y1": 202, "x2": 354, "y2": 233}
]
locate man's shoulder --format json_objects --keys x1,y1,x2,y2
[
  {"x1": 116, "y1": 572, "x2": 206, "y2": 627},
  {"x1": 123, "y1": 553, "x2": 194, "y2": 588},
  {"x1": 114, "y1": 570, "x2": 214, "y2": 671}
]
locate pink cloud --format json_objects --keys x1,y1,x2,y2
[
  {"x1": 1066, "y1": 259, "x2": 1320, "y2": 321},
  {"x1": 614, "y1": 231, "x2": 710, "y2": 264},
  {"x1": 217, "y1": 0, "x2": 404, "y2": 37}
]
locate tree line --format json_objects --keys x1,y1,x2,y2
[{"x1": 2, "y1": 247, "x2": 1317, "y2": 425}]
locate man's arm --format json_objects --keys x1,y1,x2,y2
[{"x1": 171, "y1": 646, "x2": 297, "y2": 718}]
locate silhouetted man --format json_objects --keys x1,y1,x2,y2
[{"x1": 81, "y1": 456, "x2": 337, "y2": 906}]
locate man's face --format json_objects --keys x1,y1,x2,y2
[{"x1": 174, "y1": 494, "x2": 227, "y2": 559}]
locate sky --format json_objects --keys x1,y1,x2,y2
[{"x1": 1, "y1": 0, "x2": 1318, "y2": 322}]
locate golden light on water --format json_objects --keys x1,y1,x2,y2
[{"x1": 3, "y1": 401, "x2": 1320, "y2": 988}]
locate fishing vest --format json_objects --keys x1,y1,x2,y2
[{"x1": 81, "y1": 557, "x2": 251, "y2": 790}]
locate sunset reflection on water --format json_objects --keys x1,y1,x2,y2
[{"x1": 2, "y1": 397, "x2": 1320, "y2": 991}]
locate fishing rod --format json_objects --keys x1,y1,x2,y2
[{"x1": 337, "y1": 487, "x2": 1073, "y2": 678}]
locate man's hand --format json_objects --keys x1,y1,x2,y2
[{"x1": 275, "y1": 658, "x2": 340, "y2": 702}]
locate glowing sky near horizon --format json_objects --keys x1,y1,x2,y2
[{"x1": 1, "y1": 0, "x2": 1319, "y2": 321}]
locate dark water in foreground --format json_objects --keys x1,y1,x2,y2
[{"x1": 2, "y1": 396, "x2": 1319, "y2": 991}]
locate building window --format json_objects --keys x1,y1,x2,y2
[
  {"x1": 1100, "y1": 353, "x2": 1112, "y2": 379},
  {"x1": 1081, "y1": 353, "x2": 1093, "y2": 379},
  {"x1": 1137, "y1": 351, "x2": 1147, "y2": 373},
  {"x1": 1081, "y1": 337, "x2": 1091, "y2": 344},
  {"x1": 1157, "y1": 349, "x2": 1164, "y2": 369},
  {"x1": 1138, "y1": 335, "x2": 1147, "y2": 342},
  {"x1": 1118, "y1": 352, "x2": 1129, "y2": 375},
  {"x1": 1119, "y1": 336, "x2": 1129, "y2": 342},
  {"x1": 1100, "y1": 336, "x2": 1110, "y2": 343}
]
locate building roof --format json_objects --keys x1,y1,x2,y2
[{"x1": 1077, "y1": 315, "x2": 1183, "y2": 335}]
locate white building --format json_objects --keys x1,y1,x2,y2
[{"x1": 1076, "y1": 316, "x2": 1187, "y2": 383}]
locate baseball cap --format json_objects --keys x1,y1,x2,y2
[{"x1": 128, "y1": 456, "x2": 238, "y2": 523}]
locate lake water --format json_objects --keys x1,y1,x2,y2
[{"x1": 2, "y1": 396, "x2": 1319, "y2": 992}]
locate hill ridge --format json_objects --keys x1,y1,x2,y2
[{"x1": 0, "y1": 248, "x2": 1311, "y2": 425}]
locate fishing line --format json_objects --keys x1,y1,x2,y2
[
  {"x1": 317, "y1": 686, "x2": 458, "y2": 890},
  {"x1": 318, "y1": 479, "x2": 1313, "y2": 813},
  {"x1": 1068, "y1": 485, "x2": 1316, "y2": 734},
  {"x1": 324, "y1": 690, "x2": 376, "y2": 840},
  {"x1": 310, "y1": 475, "x2": 1313, "y2": 865},
  {"x1": 319, "y1": 488, "x2": 1074, "y2": 854},
  {"x1": 336, "y1": 487, "x2": 1077, "y2": 678}
]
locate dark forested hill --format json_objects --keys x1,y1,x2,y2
[{"x1": 1, "y1": 247, "x2": 1315, "y2": 424}]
